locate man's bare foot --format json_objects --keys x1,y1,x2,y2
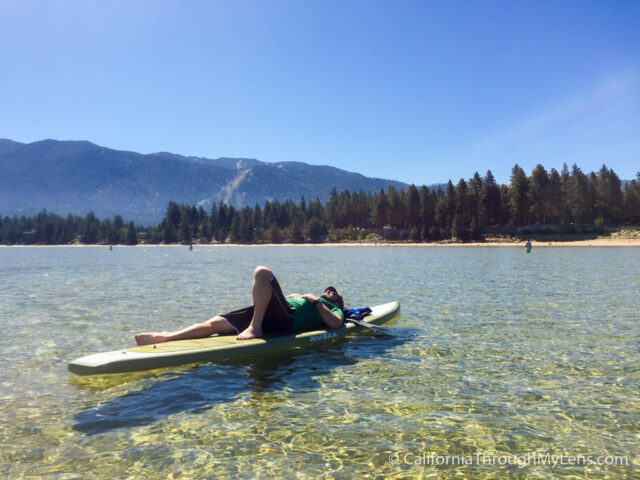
[
  {"x1": 134, "y1": 332, "x2": 168, "y2": 346},
  {"x1": 237, "y1": 325, "x2": 262, "y2": 340}
]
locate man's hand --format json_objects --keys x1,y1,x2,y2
[{"x1": 309, "y1": 295, "x2": 343, "y2": 329}]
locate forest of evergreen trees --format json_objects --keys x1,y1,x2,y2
[{"x1": 2, "y1": 163, "x2": 639, "y2": 245}]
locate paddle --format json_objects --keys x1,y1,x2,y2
[{"x1": 346, "y1": 317, "x2": 392, "y2": 332}]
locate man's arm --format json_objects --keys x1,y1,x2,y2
[
  {"x1": 286, "y1": 294, "x2": 303, "y2": 299},
  {"x1": 301, "y1": 294, "x2": 343, "y2": 329}
]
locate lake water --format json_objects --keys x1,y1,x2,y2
[{"x1": 0, "y1": 246, "x2": 638, "y2": 479}]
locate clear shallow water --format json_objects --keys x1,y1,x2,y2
[{"x1": 0, "y1": 246, "x2": 638, "y2": 479}]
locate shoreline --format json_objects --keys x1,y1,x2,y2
[{"x1": 2, "y1": 238, "x2": 639, "y2": 248}]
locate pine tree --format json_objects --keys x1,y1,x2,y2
[
  {"x1": 587, "y1": 172, "x2": 598, "y2": 224},
  {"x1": 445, "y1": 181, "x2": 456, "y2": 227},
  {"x1": 387, "y1": 186, "x2": 405, "y2": 228},
  {"x1": 166, "y1": 202, "x2": 181, "y2": 229},
  {"x1": 287, "y1": 220, "x2": 304, "y2": 243},
  {"x1": 568, "y1": 164, "x2": 589, "y2": 224},
  {"x1": 480, "y1": 170, "x2": 501, "y2": 226},
  {"x1": 419, "y1": 185, "x2": 434, "y2": 229},
  {"x1": 229, "y1": 214, "x2": 241, "y2": 243},
  {"x1": 240, "y1": 207, "x2": 255, "y2": 242},
  {"x1": 509, "y1": 164, "x2": 530, "y2": 225},
  {"x1": 305, "y1": 216, "x2": 327, "y2": 242},
  {"x1": 126, "y1": 221, "x2": 138, "y2": 245},
  {"x1": 162, "y1": 219, "x2": 177, "y2": 243},
  {"x1": 324, "y1": 189, "x2": 339, "y2": 227},
  {"x1": 267, "y1": 222, "x2": 282, "y2": 243},
  {"x1": 429, "y1": 225, "x2": 440, "y2": 240},
  {"x1": 435, "y1": 181, "x2": 456, "y2": 227},
  {"x1": 560, "y1": 163, "x2": 572, "y2": 223},
  {"x1": 81, "y1": 211, "x2": 100, "y2": 244},
  {"x1": 469, "y1": 217, "x2": 481, "y2": 239},
  {"x1": 252, "y1": 204, "x2": 264, "y2": 231},
  {"x1": 113, "y1": 215, "x2": 124, "y2": 232},
  {"x1": 188, "y1": 205, "x2": 199, "y2": 232},
  {"x1": 548, "y1": 168, "x2": 563, "y2": 224},
  {"x1": 179, "y1": 210, "x2": 192, "y2": 244},
  {"x1": 529, "y1": 164, "x2": 549, "y2": 223},
  {"x1": 101, "y1": 218, "x2": 114, "y2": 245},
  {"x1": 622, "y1": 174, "x2": 640, "y2": 223},
  {"x1": 217, "y1": 202, "x2": 230, "y2": 234},
  {"x1": 499, "y1": 185, "x2": 511, "y2": 224},
  {"x1": 596, "y1": 165, "x2": 623, "y2": 224},
  {"x1": 452, "y1": 215, "x2": 467, "y2": 240},
  {"x1": 406, "y1": 184, "x2": 421, "y2": 229},
  {"x1": 469, "y1": 172, "x2": 483, "y2": 229},
  {"x1": 455, "y1": 178, "x2": 470, "y2": 227},
  {"x1": 199, "y1": 219, "x2": 211, "y2": 243},
  {"x1": 300, "y1": 197, "x2": 308, "y2": 219},
  {"x1": 371, "y1": 189, "x2": 389, "y2": 228}
]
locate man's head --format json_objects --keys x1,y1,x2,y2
[{"x1": 321, "y1": 286, "x2": 344, "y2": 309}]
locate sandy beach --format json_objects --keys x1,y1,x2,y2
[{"x1": 2, "y1": 238, "x2": 640, "y2": 247}]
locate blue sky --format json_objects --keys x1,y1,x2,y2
[{"x1": 1, "y1": 0, "x2": 639, "y2": 185}]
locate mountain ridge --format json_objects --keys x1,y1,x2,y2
[{"x1": 0, "y1": 138, "x2": 407, "y2": 224}]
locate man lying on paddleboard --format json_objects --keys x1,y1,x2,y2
[{"x1": 134, "y1": 266, "x2": 345, "y2": 345}]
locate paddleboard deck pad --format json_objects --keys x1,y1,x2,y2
[{"x1": 68, "y1": 301, "x2": 399, "y2": 375}]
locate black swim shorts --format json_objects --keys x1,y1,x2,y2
[{"x1": 219, "y1": 274, "x2": 295, "y2": 334}]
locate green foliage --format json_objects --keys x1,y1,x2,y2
[
  {"x1": 285, "y1": 221, "x2": 304, "y2": 243},
  {"x1": 81, "y1": 211, "x2": 100, "y2": 244},
  {"x1": 529, "y1": 164, "x2": 550, "y2": 223},
  {"x1": 1, "y1": 163, "x2": 635, "y2": 246},
  {"x1": 623, "y1": 176, "x2": 640, "y2": 224},
  {"x1": 567, "y1": 164, "x2": 589, "y2": 224},
  {"x1": 125, "y1": 221, "x2": 138, "y2": 245},
  {"x1": 593, "y1": 217, "x2": 608, "y2": 234},
  {"x1": 0, "y1": 211, "x2": 143, "y2": 245},
  {"x1": 509, "y1": 164, "x2": 530, "y2": 225},
  {"x1": 364, "y1": 233, "x2": 383, "y2": 243},
  {"x1": 481, "y1": 170, "x2": 501, "y2": 225},
  {"x1": 452, "y1": 215, "x2": 468, "y2": 241},
  {"x1": 406, "y1": 185, "x2": 421, "y2": 228},
  {"x1": 305, "y1": 217, "x2": 327, "y2": 242},
  {"x1": 470, "y1": 217, "x2": 481, "y2": 239},
  {"x1": 266, "y1": 223, "x2": 282, "y2": 243},
  {"x1": 179, "y1": 210, "x2": 192, "y2": 244},
  {"x1": 199, "y1": 219, "x2": 211, "y2": 243},
  {"x1": 371, "y1": 189, "x2": 389, "y2": 227}
]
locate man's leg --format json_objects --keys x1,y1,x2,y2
[
  {"x1": 134, "y1": 316, "x2": 236, "y2": 346},
  {"x1": 237, "y1": 265, "x2": 273, "y2": 340}
]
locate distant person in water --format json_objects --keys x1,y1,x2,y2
[
  {"x1": 525, "y1": 240, "x2": 532, "y2": 253},
  {"x1": 134, "y1": 266, "x2": 345, "y2": 345}
]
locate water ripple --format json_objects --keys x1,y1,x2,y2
[{"x1": 0, "y1": 246, "x2": 638, "y2": 478}]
